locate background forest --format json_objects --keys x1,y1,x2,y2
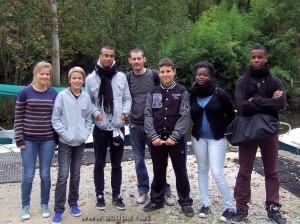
[{"x1": 0, "y1": 0, "x2": 300, "y2": 120}]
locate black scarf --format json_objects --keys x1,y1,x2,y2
[
  {"x1": 243, "y1": 65, "x2": 274, "y2": 100},
  {"x1": 190, "y1": 80, "x2": 216, "y2": 98},
  {"x1": 95, "y1": 64, "x2": 118, "y2": 115}
]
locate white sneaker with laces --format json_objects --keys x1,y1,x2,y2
[
  {"x1": 164, "y1": 194, "x2": 175, "y2": 206},
  {"x1": 136, "y1": 193, "x2": 148, "y2": 204}
]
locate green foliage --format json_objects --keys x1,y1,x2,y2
[
  {"x1": 0, "y1": 0, "x2": 299, "y2": 109},
  {"x1": 160, "y1": 2, "x2": 251, "y2": 95},
  {"x1": 0, "y1": 0, "x2": 52, "y2": 84},
  {"x1": 160, "y1": 0, "x2": 300, "y2": 98},
  {"x1": 0, "y1": 97, "x2": 15, "y2": 121}
]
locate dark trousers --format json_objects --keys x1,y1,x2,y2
[
  {"x1": 54, "y1": 141, "x2": 84, "y2": 211},
  {"x1": 93, "y1": 126, "x2": 124, "y2": 198},
  {"x1": 149, "y1": 137, "x2": 193, "y2": 207},
  {"x1": 234, "y1": 133, "x2": 280, "y2": 211}
]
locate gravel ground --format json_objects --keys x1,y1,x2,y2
[{"x1": 0, "y1": 150, "x2": 300, "y2": 224}]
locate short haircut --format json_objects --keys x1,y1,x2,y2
[
  {"x1": 194, "y1": 61, "x2": 214, "y2": 76},
  {"x1": 99, "y1": 45, "x2": 114, "y2": 54},
  {"x1": 251, "y1": 44, "x2": 267, "y2": 54},
  {"x1": 129, "y1": 48, "x2": 144, "y2": 57},
  {"x1": 158, "y1": 58, "x2": 175, "y2": 69},
  {"x1": 68, "y1": 66, "x2": 86, "y2": 81}
]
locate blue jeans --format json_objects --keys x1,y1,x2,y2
[
  {"x1": 192, "y1": 137, "x2": 234, "y2": 210},
  {"x1": 54, "y1": 141, "x2": 84, "y2": 211},
  {"x1": 129, "y1": 123, "x2": 171, "y2": 195},
  {"x1": 21, "y1": 140, "x2": 56, "y2": 207}
]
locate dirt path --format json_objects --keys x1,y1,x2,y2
[{"x1": 0, "y1": 151, "x2": 300, "y2": 224}]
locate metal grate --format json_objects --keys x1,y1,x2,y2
[
  {"x1": 0, "y1": 145, "x2": 206, "y2": 184},
  {"x1": 234, "y1": 156, "x2": 300, "y2": 198}
]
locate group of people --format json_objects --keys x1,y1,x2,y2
[{"x1": 14, "y1": 44, "x2": 286, "y2": 224}]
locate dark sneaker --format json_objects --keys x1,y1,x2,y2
[
  {"x1": 112, "y1": 195, "x2": 126, "y2": 210},
  {"x1": 52, "y1": 210, "x2": 63, "y2": 224},
  {"x1": 70, "y1": 204, "x2": 81, "y2": 217},
  {"x1": 96, "y1": 195, "x2": 106, "y2": 210},
  {"x1": 181, "y1": 205, "x2": 194, "y2": 217},
  {"x1": 199, "y1": 205, "x2": 210, "y2": 218},
  {"x1": 266, "y1": 204, "x2": 286, "y2": 224},
  {"x1": 143, "y1": 202, "x2": 164, "y2": 212},
  {"x1": 231, "y1": 210, "x2": 248, "y2": 223},
  {"x1": 219, "y1": 209, "x2": 235, "y2": 222}
]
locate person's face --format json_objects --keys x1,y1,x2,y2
[
  {"x1": 34, "y1": 68, "x2": 51, "y2": 86},
  {"x1": 195, "y1": 67, "x2": 211, "y2": 85},
  {"x1": 158, "y1": 66, "x2": 176, "y2": 87},
  {"x1": 99, "y1": 48, "x2": 115, "y2": 68},
  {"x1": 69, "y1": 72, "x2": 84, "y2": 91},
  {"x1": 250, "y1": 49, "x2": 267, "y2": 70},
  {"x1": 128, "y1": 52, "x2": 146, "y2": 71}
]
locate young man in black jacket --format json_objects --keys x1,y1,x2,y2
[
  {"x1": 143, "y1": 58, "x2": 194, "y2": 217},
  {"x1": 232, "y1": 44, "x2": 286, "y2": 224}
]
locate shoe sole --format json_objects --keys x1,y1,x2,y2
[
  {"x1": 42, "y1": 213, "x2": 50, "y2": 218},
  {"x1": 143, "y1": 208, "x2": 162, "y2": 212},
  {"x1": 71, "y1": 212, "x2": 81, "y2": 217},
  {"x1": 165, "y1": 202, "x2": 175, "y2": 206},
  {"x1": 21, "y1": 215, "x2": 30, "y2": 220},
  {"x1": 219, "y1": 216, "x2": 231, "y2": 222},
  {"x1": 136, "y1": 201, "x2": 146, "y2": 204},
  {"x1": 116, "y1": 206, "x2": 126, "y2": 210},
  {"x1": 231, "y1": 217, "x2": 248, "y2": 223},
  {"x1": 96, "y1": 206, "x2": 106, "y2": 210},
  {"x1": 184, "y1": 212, "x2": 195, "y2": 218},
  {"x1": 52, "y1": 221, "x2": 62, "y2": 224},
  {"x1": 136, "y1": 198, "x2": 147, "y2": 204},
  {"x1": 268, "y1": 217, "x2": 286, "y2": 224},
  {"x1": 199, "y1": 213, "x2": 209, "y2": 218}
]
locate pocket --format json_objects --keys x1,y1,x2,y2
[
  {"x1": 114, "y1": 83, "x2": 125, "y2": 97},
  {"x1": 129, "y1": 123, "x2": 135, "y2": 130},
  {"x1": 95, "y1": 118, "x2": 108, "y2": 129},
  {"x1": 113, "y1": 116, "x2": 125, "y2": 128}
]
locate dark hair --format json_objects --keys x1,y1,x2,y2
[
  {"x1": 129, "y1": 48, "x2": 144, "y2": 57},
  {"x1": 251, "y1": 44, "x2": 267, "y2": 54},
  {"x1": 194, "y1": 61, "x2": 214, "y2": 76},
  {"x1": 158, "y1": 58, "x2": 175, "y2": 69},
  {"x1": 99, "y1": 45, "x2": 114, "y2": 54}
]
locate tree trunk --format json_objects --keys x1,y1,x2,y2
[{"x1": 48, "y1": 0, "x2": 60, "y2": 86}]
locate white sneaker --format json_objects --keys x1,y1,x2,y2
[
  {"x1": 21, "y1": 205, "x2": 30, "y2": 220},
  {"x1": 164, "y1": 194, "x2": 175, "y2": 206},
  {"x1": 136, "y1": 193, "x2": 148, "y2": 204},
  {"x1": 41, "y1": 204, "x2": 50, "y2": 218}
]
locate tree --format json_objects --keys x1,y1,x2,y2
[
  {"x1": 0, "y1": 0, "x2": 52, "y2": 84},
  {"x1": 48, "y1": 0, "x2": 60, "y2": 86}
]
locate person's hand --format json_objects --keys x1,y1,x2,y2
[
  {"x1": 120, "y1": 114, "x2": 126, "y2": 122},
  {"x1": 165, "y1": 138, "x2": 176, "y2": 146},
  {"x1": 272, "y1": 90, "x2": 283, "y2": 98},
  {"x1": 19, "y1": 145, "x2": 26, "y2": 150},
  {"x1": 248, "y1": 97, "x2": 253, "y2": 102},
  {"x1": 152, "y1": 138, "x2": 164, "y2": 146},
  {"x1": 96, "y1": 113, "x2": 104, "y2": 121}
]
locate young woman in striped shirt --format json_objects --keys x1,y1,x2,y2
[{"x1": 14, "y1": 61, "x2": 58, "y2": 220}]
